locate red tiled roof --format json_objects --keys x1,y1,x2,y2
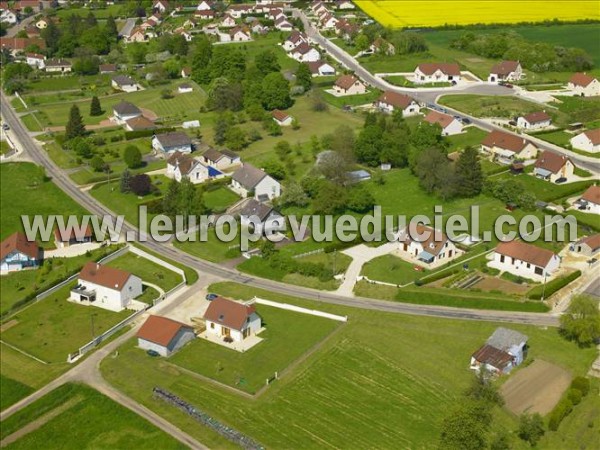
[
  {"x1": 137, "y1": 315, "x2": 192, "y2": 347},
  {"x1": 0, "y1": 232, "x2": 39, "y2": 260},
  {"x1": 79, "y1": 262, "x2": 132, "y2": 291},
  {"x1": 0, "y1": 37, "x2": 46, "y2": 51},
  {"x1": 581, "y1": 185, "x2": 600, "y2": 205},
  {"x1": 481, "y1": 130, "x2": 534, "y2": 153},
  {"x1": 334, "y1": 74, "x2": 360, "y2": 90},
  {"x1": 377, "y1": 91, "x2": 415, "y2": 109},
  {"x1": 125, "y1": 115, "x2": 156, "y2": 131},
  {"x1": 490, "y1": 60, "x2": 520, "y2": 76},
  {"x1": 535, "y1": 150, "x2": 571, "y2": 174},
  {"x1": 424, "y1": 110, "x2": 456, "y2": 129},
  {"x1": 522, "y1": 111, "x2": 551, "y2": 124},
  {"x1": 203, "y1": 297, "x2": 256, "y2": 331},
  {"x1": 583, "y1": 128, "x2": 600, "y2": 145},
  {"x1": 495, "y1": 241, "x2": 555, "y2": 267},
  {"x1": 577, "y1": 233, "x2": 600, "y2": 251},
  {"x1": 569, "y1": 72, "x2": 596, "y2": 87},
  {"x1": 271, "y1": 109, "x2": 290, "y2": 121},
  {"x1": 399, "y1": 224, "x2": 448, "y2": 256},
  {"x1": 417, "y1": 62, "x2": 460, "y2": 76}
]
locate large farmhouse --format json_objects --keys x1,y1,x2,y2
[
  {"x1": 490, "y1": 241, "x2": 560, "y2": 280},
  {"x1": 70, "y1": 262, "x2": 142, "y2": 312},
  {"x1": 0, "y1": 232, "x2": 41, "y2": 273}
]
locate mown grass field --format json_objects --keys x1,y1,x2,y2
[
  {"x1": 0, "y1": 383, "x2": 186, "y2": 449},
  {"x1": 361, "y1": 254, "x2": 426, "y2": 285},
  {"x1": 0, "y1": 375, "x2": 34, "y2": 411},
  {"x1": 106, "y1": 251, "x2": 184, "y2": 292},
  {"x1": 100, "y1": 281, "x2": 599, "y2": 450},
  {"x1": 355, "y1": 1, "x2": 600, "y2": 28}
]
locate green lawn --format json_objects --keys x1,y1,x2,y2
[
  {"x1": 0, "y1": 163, "x2": 88, "y2": 241},
  {"x1": 0, "y1": 383, "x2": 185, "y2": 449},
  {"x1": 20, "y1": 113, "x2": 43, "y2": 132},
  {"x1": 321, "y1": 88, "x2": 382, "y2": 108},
  {"x1": 494, "y1": 173, "x2": 594, "y2": 203},
  {"x1": 173, "y1": 226, "x2": 242, "y2": 263},
  {"x1": 0, "y1": 285, "x2": 130, "y2": 363},
  {"x1": 549, "y1": 95, "x2": 600, "y2": 125},
  {"x1": 445, "y1": 126, "x2": 488, "y2": 152},
  {"x1": 361, "y1": 254, "x2": 426, "y2": 285},
  {"x1": 171, "y1": 305, "x2": 340, "y2": 394},
  {"x1": 106, "y1": 252, "x2": 183, "y2": 292},
  {"x1": 0, "y1": 246, "x2": 120, "y2": 316},
  {"x1": 203, "y1": 186, "x2": 239, "y2": 213},
  {"x1": 0, "y1": 374, "x2": 34, "y2": 411},
  {"x1": 0, "y1": 140, "x2": 11, "y2": 155},
  {"x1": 535, "y1": 130, "x2": 572, "y2": 147},
  {"x1": 100, "y1": 281, "x2": 598, "y2": 450}
]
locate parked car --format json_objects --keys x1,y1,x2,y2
[
  {"x1": 461, "y1": 118, "x2": 471, "y2": 124},
  {"x1": 205, "y1": 293, "x2": 218, "y2": 301},
  {"x1": 2, "y1": 123, "x2": 9, "y2": 130},
  {"x1": 555, "y1": 177, "x2": 567, "y2": 184},
  {"x1": 146, "y1": 349, "x2": 160, "y2": 357}
]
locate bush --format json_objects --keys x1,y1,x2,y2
[
  {"x1": 123, "y1": 145, "x2": 143, "y2": 169},
  {"x1": 567, "y1": 388, "x2": 582, "y2": 405},
  {"x1": 527, "y1": 270, "x2": 581, "y2": 300},
  {"x1": 570, "y1": 376, "x2": 590, "y2": 396},
  {"x1": 548, "y1": 397, "x2": 573, "y2": 431}
]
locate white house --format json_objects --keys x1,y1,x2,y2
[
  {"x1": 533, "y1": 150, "x2": 574, "y2": 183},
  {"x1": 124, "y1": 27, "x2": 149, "y2": 44},
  {"x1": 424, "y1": 110, "x2": 463, "y2": 136},
  {"x1": 490, "y1": 241, "x2": 560, "y2": 280},
  {"x1": 231, "y1": 163, "x2": 281, "y2": 201},
  {"x1": 227, "y1": 4, "x2": 254, "y2": 18},
  {"x1": 153, "y1": 0, "x2": 170, "y2": 13},
  {"x1": 272, "y1": 109, "x2": 293, "y2": 126},
  {"x1": 137, "y1": 315, "x2": 195, "y2": 357},
  {"x1": 26, "y1": 52, "x2": 45, "y2": 69},
  {"x1": 70, "y1": 262, "x2": 143, "y2": 312},
  {"x1": 471, "y1": 328, "x2": 528, "y2": 375},
  {"x1": 375, "y1": 91, "x2": 420, "y2": 117},
  {"x1": 201, "y1": 147, "x2": 241, "y2": 170},
  {"x1": 178, "y1": 83, "x2": 193, "y2": 94},
  {"x1": 221, "y1": 14, "x2": 237, "y2": 27},
  {"x1": 197, "y1": 0, "x2": 213, "y2": 11},
  {"x1": 333, "y1": 74, "x2": 367, "y2": 96},
  {"x1": 203, "y1": 297, "x2": 262, "y2": 343},
  {"x1": 336, "y1": 0, "x2": 355, "y2": 9},
  {"x1": 54, "y1": 226, "x2": 93, "y2": 249},
  {"x1": 111, "y1": 75, "x2": 139, "y2": 92},
  {"x1": 570, "y1": 128, "x2": 600, "y2": 153},
  {"x1": 488, "y1": 60, "x2": 523, "y2": 83},
  {"x1": 45, "y1": 59, "x2": 72, "y2": 73},
  {"x1": 0, "y1": 232, "x2": 40, "y2": 273},
  {"x1": 517, "y1": 111, "x2": 552, "y2": 130},
  {"x1": 414, "y1": 63, "x2": 461, "y2": 84},
  {"x1": 576, "y1": 185, "x2": 600, "y2": 215},
  {"x1": 480, "y1": 130, "x2": 538, "y2": 163},
  {"x1": 283, "y1": 31, "x2": 307, "y2": 52},
  {"x1": 152, "y1": 132, "x2": 193, "y2": 155},
  {"x1": 274, "y1": 16, "x2": 293, "y2": 31},
  {"x1": 568, "y1": 73, "x2": 600, "y2": 97},
  {"x1": 232, "y1": 198, "x2": 284, "y2": 235},
  {"x1": 319, "y1": 12, "x2": 338, "y2": 29},
  {"x1": 0, "y1": 9, "x2": 17, "y2": 25},
  {"x1": 112, "y1": 101, "x2": 142, "y2": 124},
  {"x1": 292, "y1": 43, "x2": 320, "y2": 62},
  {"x1": 397, "y1": 225, "x2": 459, "y2": 265},
  {"x1": 573, "y1": 234, "x2": 600, "y2": 257},
  {"x1": 229, "y1": 26, "x2": 252, "y2": 42},
  {"x1": 166, "y1": 151, "x2": 216, "y2": 184},
  {"x1": 306, "y1": 60, "x2": 335, "y2": 77}
]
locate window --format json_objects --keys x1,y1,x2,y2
[
  {"x1": 535, "y1": 267, "x2": 543, "y2": 275},
  {"x1": 210, "y1": 323, "x2": 215, "y2": 329},
  {"x1": 500, "y1": 255, "x2": 505, "y2": 263},
  {"x1": 527, "y1": 263, "x2": 530, "y2": 268}
]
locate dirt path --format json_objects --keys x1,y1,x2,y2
[{"x1": 0, "y1": 395, "x2": 83, "y2": 447}]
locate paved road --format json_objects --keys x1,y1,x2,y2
[
  {"x1": 294, "y1": 10, "x2": 600, "y2": 175},
  {"x1": 4, "y1": 15, "x2": 37, "y2": 38},
  {"x1": 0, "y1": 92, "x2": 561, "y2": 327}
]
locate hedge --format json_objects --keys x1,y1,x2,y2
[
  {"x1": 571, "y1": 376, "x2": 590, "y2": 396},
  {"x1": 548, "y1": 397, "x2": 573, "y2": 431},
  {"x1": 527, "y1": 270, "x2": 581, "y2": 299},
  {"x1": 418, "y1": 267, "x2": 460, "y2": 286},
  {"x1": 548, "y1": 378, "x2": 590, "y2": 431},
  {"x1": 124, "y1": 127, "x2": 175, "y2": 140}
]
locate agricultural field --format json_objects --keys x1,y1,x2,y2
[
  {"x1": 100, "y1": 282, "x2": 599, "y2": 450},
  {"x1": 355, "y1": 1, "x2": 600, "y2": 28},
  {"x1": 0, "y1": 383, "x2": 185, "y2": 450}
]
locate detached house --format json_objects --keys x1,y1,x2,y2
[
  {"x1": 517, "y1": 111, "x2": 552, "y2": 130},
  {"x1": 570, "y1": 128, "x2": 600, "y2": 153},
  {"x1": 424, "y1": 110, "x2": 463, "y2": 136},
  {"x1": 231, "y1": 163, "x2": 281, "y2": 201},
  {"x1": 576, "y1": 185, "x2": 600, "y2": 215},
  {"x1": 397, "y1": 225, "x2": 458, "y2": 265},
  {"x1": 70, "y1": 262, "x2": 142, "y2": 312},
  {"x1": 370, "y1": 37, "x2": 395, "y2": 56},
  {"x1": 292, "y1": 42, "x2": 320, "y2": 62},
  {"x1": 0, "y1": 9, "x2": 17, "y2": 25},
  {"x1": 125, "y1": 116, "x2": 156, "y2": 132},
  {"x1": 533, "y1": 150, "x2": 574, "y2": 183},
  {"x1": 231, "y1": 198, "x2": 284, "y2": 235},
  {"x1": 320, "y1": 12, "x2": 338, "y2": 29},
  {"x1": 26, "y1": 52, "x2": 45, "y2": 69},
  {"x1": 414, "y1": 63, "x2": 461, "y2": 84},
  {"x1": 336, "y1": 0, "x2": 355, "y2": 9},
  {"x1": 230, "y1": 26, "x2": 252, "y2": 42},
  {"x1": 166, "y1": 151, "x2": 217, "y2": 184},
  {"x1": 480, "y1": 130, "x2": 538, "y2": 163},
  {"x1": 471, "y1": 328, "x2": 528, "y2": 375},
  {"x1": 333, "y1": 74, "x2": 367, "y2": 96},
  {"x1": 111, "y1": 75, "x2": 139, "y2": 92},
  {"x1": 274, "y1": 16, "x2": 293, "y2": 31},
  {"x1": 573, "y1": 234, "x2": 600, "y2": 257},
  {"x1": 221, "y1": 13, "x2": 237, "y2": 27},
  {"x1": 0, "y1": 232, "x2": 41, "y2": 273},
  {"x1": 44, "y1": 59, "x2": 72, "y2": 73},
  {"x1": 491, "y1": 240, "x2": 560, "y2": 280},
  {"x1": 196, "y1": 0, "x2": 214, "y2": 11},
  {"x1": 488, "y1": 60, "x2": 523, "y2": 83},
  {"x1": 99, "y1": 64, "x2": 117, "y2": 74},
  {"x1": 203, "y1": 297, "x2": 262, "y2": 343},
  {"x1": 54, "y1": 226, "x2": 93, "y2": 248},
  {"x1": 137, "y1": 315, "x2": 195, "y2": 357},
  {"x1": 152, "y1": 132, "x2": 193, "y2": 155},
  {"x1": 153, "y1": 0, "x2": 170, "y2": 13},
  {"x1": 201, "y1": 147, "x2": 241, "y2": 170},
  {"x1": 568, "y1": 73, "x2": 600, "y2": 97},
  {"x1": 113, "y1": 101, "x2": 142, "y2": 124},
  {"x1": 306, "y1": 60, "x2": 335, "y2": 77},
  {"x1": 283, "y1": 30, "x2": 307, "y2": 52},
  {"x1": 272, "y1": 109, "x2": 293, "y2": 126},
  {"x1": 195, "y1": 9, "x2": 215, "y2": 19},
  {"x1": 375, "y1": 91, "x2": 420, "y2": 117}
]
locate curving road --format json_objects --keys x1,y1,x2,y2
[{"x1": 294, "y1": 10, "x2": 600, "y2": 175}]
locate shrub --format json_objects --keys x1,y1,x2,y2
[
  {"x1": 570, "y1": 376, "x2": 590, "y2": 396},
  {"x1": 548, "y1": 397, "x2": 573, "y2": 431},
  {"x1": 527, "y1": 270, "x2": 581, "y2": 300},
  {"x1": 567, "y1": 388, "x2": 582, "y2": 405}
]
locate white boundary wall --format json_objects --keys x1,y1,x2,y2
[
  {"x1": 252, "y1": 297, "x2": 348, "y2": 322},
  {"x1": 129, "y1": 245, "x2": 186, "y2": 282}
]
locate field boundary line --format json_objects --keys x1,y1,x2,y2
[{"x1": 0, "y1": 340, "x2": 50, "y2": 365}]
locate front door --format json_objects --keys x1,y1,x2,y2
[{"x1": 221, "y1": 327, "x2": 230, "y2": 337}]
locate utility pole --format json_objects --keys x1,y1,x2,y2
[
  {"x1": 333, "y1": 249, "x2": 337, "y2": 275},
  {"x1": 541, "y1": 272, "x2": 547, "y2": 301}
]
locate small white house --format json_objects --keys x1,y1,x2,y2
[
  {"x1": 568, "y1": 73, "x2": 600, "y2": 97},
  {"x1": 26, "y1": 52, "x2": 45, "y2": 69},
  {"x1": 166, "y1": 151, "x2": 215, "y2": 184},
  {"x1": 336, "y1": 0, "x2": 355, "y2": 9},
  {"x1": 203, "y1": 297, "x2": 262, "y2": 343},
  {"x1": 397, "y1": 225, "x2": 458, "y2": 265},
  {"x1": 292, "y1": 43, "x2": 320, "y2": 62},
  {"x1": 576, "y1": 185, "x2": 600, "y2": 215},
  {"x1": 517, "y1": 111, "x2": 552, "y2": 131},
  {"x1": 488, "y1": 60, "x2": 523, "y2": 83},
  {"x1": 137, "y1": 315, "x2": 195, "y2": 357},
  {"x1": 44, "y1": 59, "x2": 72, "y2": 73},
  {"x1": 112, "y1": 75, "x2": 139, "y2": 92},
  {"x1": 221, "y1": 14, "x2": 237, "y2": 27},
  {"x1": 490, "y1": 241, "x2": 560, "y2": 280},
  {"x1": 573, "y1": 234, "x2": 600, "y2": 256},
  {"x1": 375, "y1": 91, "x2": 420, "y2": 117},
  {"x1": 229, "y1": 26, "x2": 252, "y2": 42},
  {"x1": 201, "y1": 147, "x2": 241, "y2": 170},
  {"x1": 271, "y1": 109, "x2": 293, "y2": 126},
  {"x1": 112, "y1": 101, "x2": 142, "y2": 124},
  {"x1": 0, "y1": 9, "x2": 17, "y2": 25},
  {"x1": 231, "y1": 163, "x2": 281, "y2": 201},
  {"x1": 570, "y1": 128, "x2": 600, "y2": 153},
  {"x1": 533, "y1": 150, "x2": 574, "y2": 183},
  {"x1": 424, "y1": 110, "x2": 463, "y2": 136},
  {"x1": 153, "y1": 0, "x2": 170, "y2": 13},
  {"x1": 414, "y1": 63, "x2": 461, "y2": 84},
  {"x1": 282, "y1": 31, "x2": 307, "y2": 52},
  {"x1": 333, "y1": 74, "x2": 367, "y2": 96},
  {"x1": 178, "y1": 83, "x2": 193, "y2": 94},
  {"x1": 306, "y1": 60, "x2": 336, "y2": 77},
  {"x1": 197, "y1": 0, "x2": 213, "y2": 11},
  {"x1": 0, "y1": 232, "x2": 40, "y2": 273},
  {"x1": 70, "y1": 262, "x2": 142, "y2": 312},
  {"x1": 152, "y1": 132, "x2": 192, "y2": 155},
  {"x1": 274, "y1": 16, "x2": 293, "y2": 31}
]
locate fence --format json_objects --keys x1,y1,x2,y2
[
  {"x1": 252, "y1": 297, "x2": 348, "y2": 322},
  {"x1": 129, "y1": 245, "x2": 186, "y2": 283},
  {"x1": 14, "y1": 91, "x2": 28, "y2": 109},
  {"x1": 154, "y1": 280, "x2": 186, "y2": 307},
  {"x1": 153, "y1": 387, "x2": 264, "y2": 450},
  {"x1": 292, "y1": 248, "x2": 324, "y2": 259}
]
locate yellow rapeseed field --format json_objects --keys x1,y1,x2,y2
[{"x1": 354, "y1": 1, "x2": 600, "y2": 28}]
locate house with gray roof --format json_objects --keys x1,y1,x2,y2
[
  {"x1": 111, "y1": 75, "x2": 139, "y2": 92},
  {"x1": 470, "y1": 327, "x2": 528, "y2": 375},
  {"x1": 152, "y1": 132, "x2": 192, "y2": 155},
  {"x1": 201, "y1": 147, "x2": 241, "y2": 170},
  {"x1": 228, "y1": 198, "x2": 284, "y2": 235},
  {"x1": 113, "y1": 101, "x2": 142, "y2": 124},
  {"x1": 230, "y1": 163, "x2": 281, "y2": 201}
]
